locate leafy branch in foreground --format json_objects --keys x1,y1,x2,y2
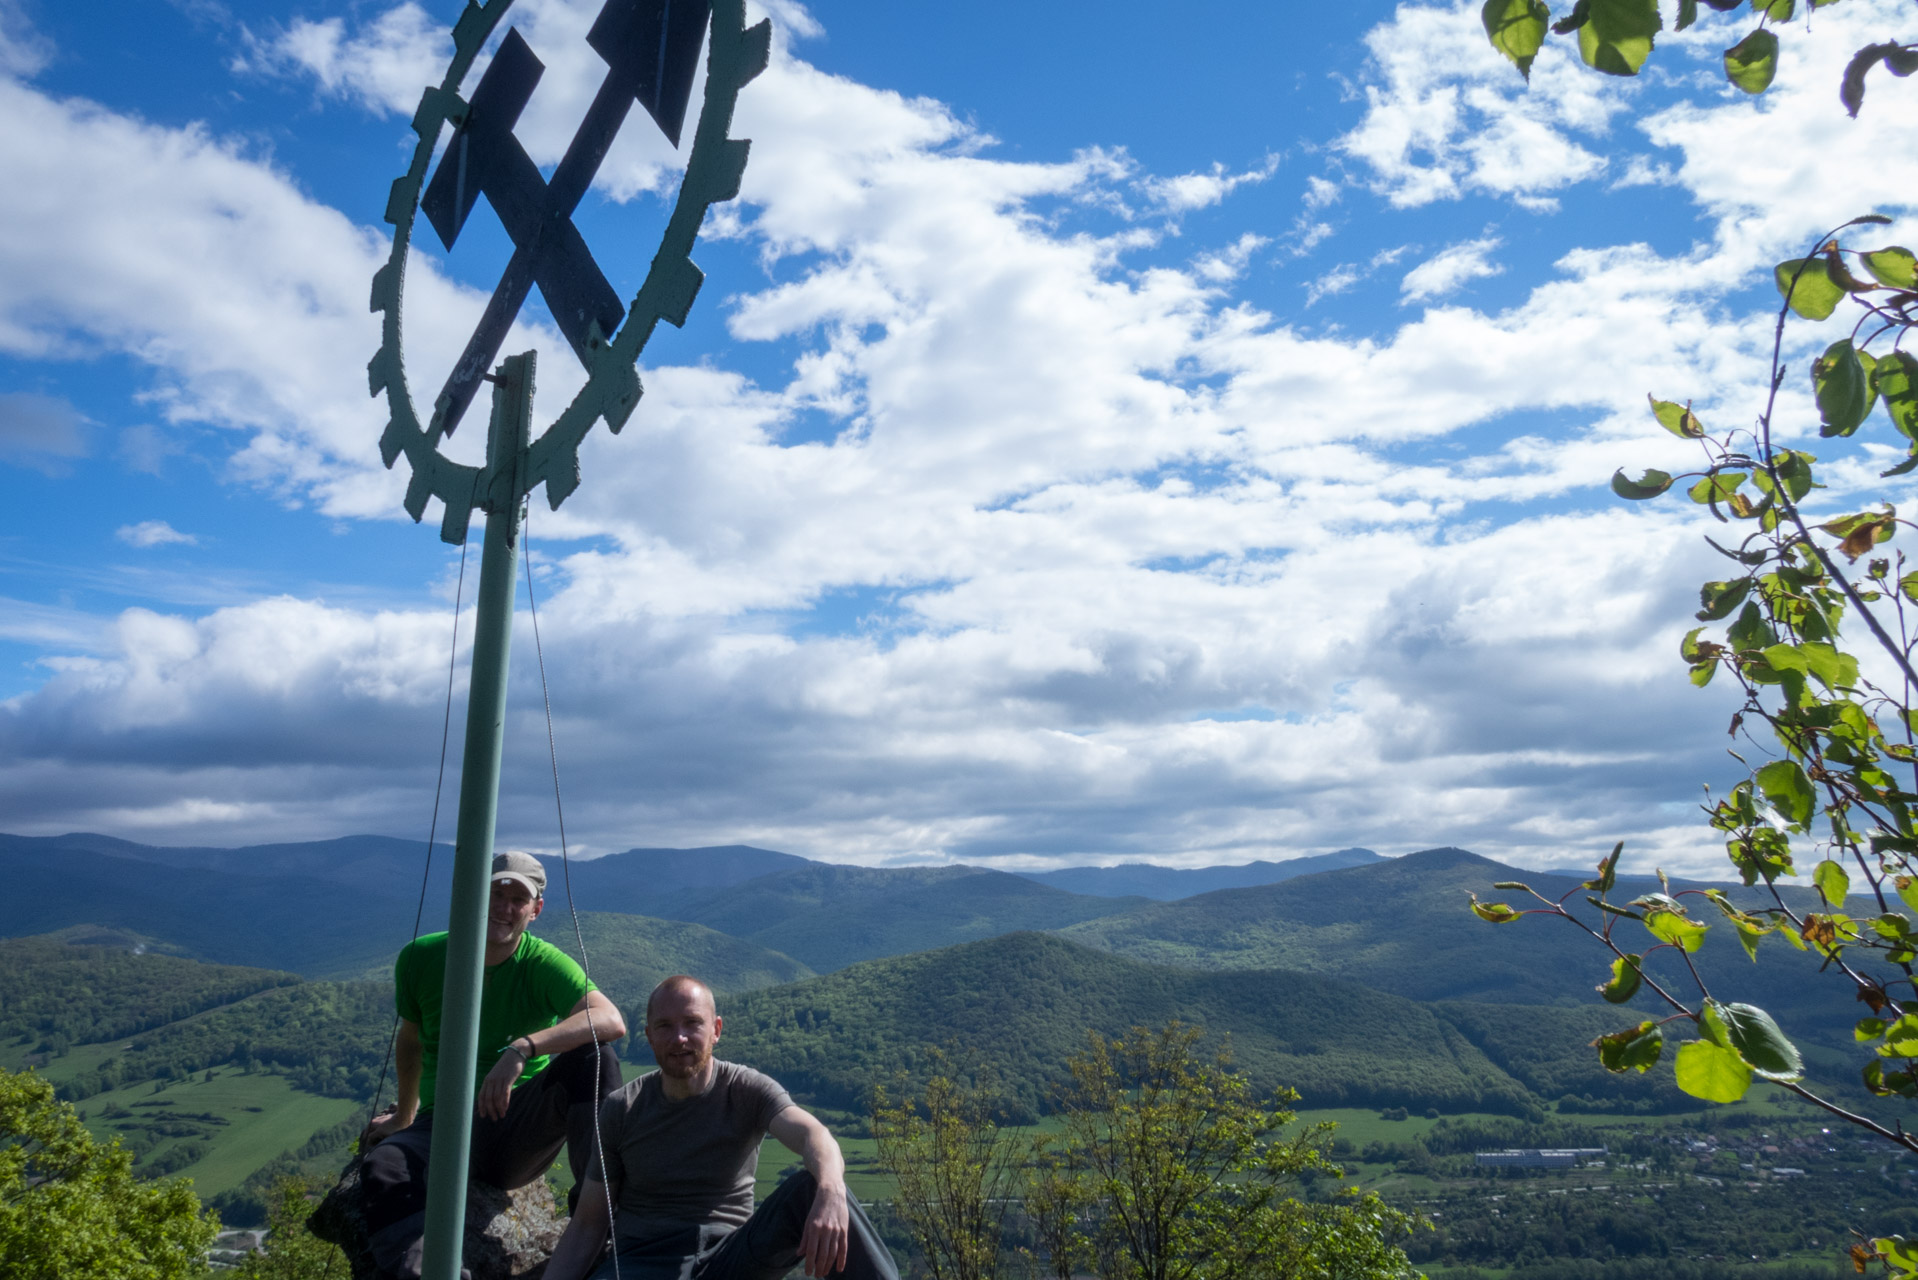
[
  {"x1": 1478, "y1": 214, "x2": 1918, "y2": 1274},
  {"x1": 0, "y1": 1067, "x2": 220, "y2": 1280},
  {"x1": 1481, "y1": 0, "x2": 1918, "y2": 115}
]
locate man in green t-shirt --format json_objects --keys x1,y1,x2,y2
[{"x1": 358, "y1": 851, "x2": 627, "y2": 1280}]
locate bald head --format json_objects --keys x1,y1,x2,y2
[
  {"x1": 645, "y1": 975, "x2": 721, "y2": 1089},
  {"x1": 646, "y1": 974, "x2": 715, "y2": 1022}
]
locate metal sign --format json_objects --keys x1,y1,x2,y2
[{"x1": 372, "y1": 0, "x2": 768, "y2": 542}]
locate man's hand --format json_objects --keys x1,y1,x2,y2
[
  {"x1": 799, "y1": 1177, "x2": 849, "y2": 1277},
  {"x1": 476, "y1": 1044, "x2": 526, "y2": 1120},
  {"x1": 361, "y1": 1108, "x2": 412, "y2": 1148}
]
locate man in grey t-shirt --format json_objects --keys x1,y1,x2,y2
[{"x1": 544, "y1": 975, "x2": 899, "y2": 1280}]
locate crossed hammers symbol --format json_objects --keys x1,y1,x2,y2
[{"x1": 422, "y1": 0, "x2": 712, "y2": 438}]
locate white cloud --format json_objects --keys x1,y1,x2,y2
[
  {"x1": 1138, "y1": 155, "x2": 1280, "y2": 214},
  {"x1": 117, "y1": 521, "x2": 199, "y2": 549},
  {"x1": 235, "y1": 4, "x2": 448, "y2": 118},
  {"x1": 1303, "y1": 175, "x2": 1341, "y2": 211},
  {"x1": 0, "y1": 0, "x2": 50, "y2": 78},
  {"x1": 1401, "y1": 235, "x2": 1504, "y2": 303}
]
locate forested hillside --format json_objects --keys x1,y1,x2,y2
[
  {"x1": 715, "y1": 931, "x2": 1687, "y2": 1120},
  {"x1": 0, "y1": 934, "x2": 300, "y2": 1061},
  {"x1": 532, "y1": 910, "x2": 814, "y2": 1013}
]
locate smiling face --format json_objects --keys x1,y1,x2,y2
[
  {"x1": 487, "y1": 878, "x2": 543, "y2": 953},
  {"x1": 645, "y1": 979, "x2": 720, "y2": 1084}
]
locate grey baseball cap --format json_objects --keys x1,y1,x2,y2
[{"x1": 491, "y1": 850, "x2": 547, "y2": 897}]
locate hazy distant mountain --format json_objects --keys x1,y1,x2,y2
[
  {"x1": 1015, "y1": 847, "x2": 1384, "y2": 899},
  {"x1": 0, "y1": 833, "x2": 815, "y2": 978},
  {"x1": 534, "y1": 844, "x2": 813, "y2": 917},
  {"x1": 664, "y1": 863, "x2": 1151, "y2": 972}
]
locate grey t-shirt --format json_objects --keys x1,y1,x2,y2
[{"x1": 596, "y1": 1060, "x2": 795, "y2": 1242}]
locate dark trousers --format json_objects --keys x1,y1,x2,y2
[
  {"x1": 362, "y1": 1042, "x2": 621, "y2": 1280},
  {"x1": 590, "y1": 1169, "x2": 899, "y2": 1280}
]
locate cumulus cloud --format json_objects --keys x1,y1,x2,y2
[
  {"x1": 116, "y1": 521, "x2": 198, "y2": 549},
  {"x1": 1401, "y1": 235, "x2": 1503, "y2": 303},
  {"x1": 0, "y1": 0, "x2": 1915, "y2": 879},
  {"x1": 235, "y1": 4, "x2": 449, "y2": 117},
  {"x1": 1138, "y1": 155, "x2": 1280, "y2": 214}
]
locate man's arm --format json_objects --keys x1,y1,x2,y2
[
  {"x1": 541, "y1": 1174, "x2": 612, "y2": 1280},
  {"x1": 362, "y1": 1018, "x2": 422, "y2": 1145},
  {"x1": 768, "y1": 1105, "x2": 850, "y2": 1279},
  {"x1": 477, "y1": 990, "x2": 626, "y2": 1120}
]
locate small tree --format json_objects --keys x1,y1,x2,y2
[
  {"x1": 0, "y1": 1067, "x2": 219, "y2": 1280},
  {"x1": 1047, "y1": 1023, "x2": 1420, "y2": 1280},
  {"x1": 873, "y1": 1061, "x2": 1024, "y2": 1280},
  {"x1": 1019, "y1": 1136, "x2": 1091, "y2": 1280},
  {"x1": 230, "y1": 1175, "x2": 349, "y2": 1280}
]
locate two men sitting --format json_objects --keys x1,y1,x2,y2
[{"x1": 361, "y1": 850, "x2": 896, "y2": 1280}]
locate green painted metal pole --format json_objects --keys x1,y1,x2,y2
[{"x1": 420, "y1": 352, "x2": 534, "y2": 1280}]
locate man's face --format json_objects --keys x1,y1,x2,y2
[
  {"x1": 487, "y1": 879, "x2": 542, "y2": 947},
  {"x1": 646, "y1": 984, "x2": 720, "y2": 1080}
]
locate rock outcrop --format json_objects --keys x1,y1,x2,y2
[{"x1": 310, "y1": 1156, "x2": 567, "y2": 1280}]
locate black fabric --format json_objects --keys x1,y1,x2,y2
[
  {"x1": 361, "y1": 1041, "x2": 620, "y2": 1280},
  {"x1": 589, "y1": 1169, "x2": 900, "y2": 1280}
]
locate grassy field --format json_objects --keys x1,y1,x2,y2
[{"x1": 72, "y1": 1067, "x2": 360, "y2": 1197}]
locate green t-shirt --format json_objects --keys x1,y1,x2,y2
[{"x1": 394, "y1": 930, "x2": 594, "y2": 1114}]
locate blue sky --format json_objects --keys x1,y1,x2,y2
[{"x1": 2, "y1": 0, "x2": 1915, "y2": 874}]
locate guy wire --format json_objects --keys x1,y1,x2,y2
[
  {"x1": 524, "y1": 511, "x2": 622, "y2": 1277},
  {"x1": 365, "y1": 535, "x2": 469, "y2": 1141}
]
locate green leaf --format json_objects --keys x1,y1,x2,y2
[
  {"x1": 1864, "y1": 246, "x2": 1918, "y2": 289},
  {"x1": 1612, "y1": 467, "x2": 1674, "y2": 499},
  {"x1": 1772, "y1": 450, "x2": 1816, "y2": 502},
  {"x1": 1674, "y1": 1039, "x2": 1754, "y2": 1102},
  {"x1": 1724, "y1": 28, "x2": 1779, "y2": 92},
  {"x1": 1577, "y1": 0, "x2": 1661, "y2": 74},
  {"x1": 1482, "y1": 0, "x2": 1552, "y2": 78},
  {"x1": 1712, "y1": 999, "x2": 1805, "y2": 1080},
  {"x1": 1881, "y1": 1013, "x2": 1918, "y2": 1058},
  {"x1": 1726, "y1": 601, "x2": 1775, "y2": 652},
  {"x1": 1470, "y1": 894, "x2": 1523, "y2": 923},
  {"x1": 1858, "y1": 1016, "x2": 1888, "y2": 1042},
  {"x1": 1876, "y1": 351, "x2": 1918, "y2": 440},
  {"x1": 1675, "y1": 0, "x2": 1700, "y2": 29},
  {"x1": 1774, "y1": 257, "x2": 1846, "y2": 320},
  {"x1": 1592, "y1": 1021, "x2": 1663, "y2": 1073},
  {"x1": 1598, "y1": 953, "x2": 1643, "y2": 1003},
  {"x1": 1688, "y1": 472, "x2": 1746, "y2": 508},
  {"x1": 1644, "y1": 907, "x2": 1709, "y2": 952},
  {"x1": 1899, "y1": 875, "x2": 1918, "y2": 915},
  {"x1": 1756, "y1": 758, "x2": 1817, "y2": 828},
  {"x1": 1813, "y1": 339, "x2": 1869, "y2": 436},
  {"x1": 1649, "y1": 396, "x2": 1706, "y2": 438},
  {"x1": 1761, "y1": 641, "x2": 1858, "y2": 688},
  {"x1": 1814, "y1": 857, "x2": 1851, "y2": 907},
  {"x1": 1696, "y1": 577, "x2": 1752, "y2": 621},
  {"x1": 1752, "y1": 0, "x2": 1794, "y2": 17}
]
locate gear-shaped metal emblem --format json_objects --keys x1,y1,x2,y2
[{"x1": 370, "y1": 0, "x2": 769, "y2": 542}]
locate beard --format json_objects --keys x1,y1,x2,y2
[{"x1": 654, "y1": 1045, "x2": 709, "y2": 1079}]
